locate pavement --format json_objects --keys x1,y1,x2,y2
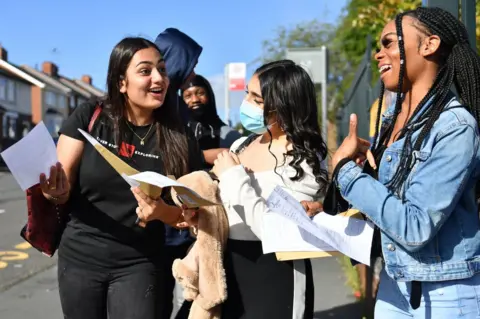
[{"x1": 0, "y1": 172, "x2": 362, "y2": 318}]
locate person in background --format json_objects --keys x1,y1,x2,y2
[
  {"x1": 154, "y1": 28, "x2": 202, "y2": 318},
  {"x1": 182, "y1": 74, "x2": 241, "y2": 168},
  {"x1": 155, "y1": 28, "x2": 202, "y2": 124},
  {"x1": 40, "y1": 37, "x2": 203, "y2": 319}
]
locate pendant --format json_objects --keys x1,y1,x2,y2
[{"x1": 140, "y1": 140, "x2": 144, "y2": 145}]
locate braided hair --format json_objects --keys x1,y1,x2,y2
[{"x1": 372, "y1": 7, "x2": 480, "y2": 197}]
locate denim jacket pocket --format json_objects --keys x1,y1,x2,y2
[
  {"x1": 379, "y1": 149, "x2": 402, "y2": 184},
  {"x1": 405, "y1": 150, "x2": 431, "y2": 186}
]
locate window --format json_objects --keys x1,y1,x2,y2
[
  {"x1": 69, "y1": 96, "x2": 76, "y2": 108},
  {"x1": 22, "y1": 121, "x2": 30, "y2": 137},
  {"x1": 44, "y1": 114, "x2": 63, "y2": 137},
  {"x1": 0, "y1": 76, "x2": 17, "y2": 102},
  {"x1": 57, "y1": 95, "x2": 67, "y2": 109},
  {"x1": 45, "y1": 91, "x2": 56, "y2": 106},
  {"x1": 2, "y1": 111, "x2": 18, "y2": 139},
  {"x1": 7, "y1": 80, "x2": 15, "y2": 102},
  {"x1": 0, "y1": 76, "x2": 6, "y2": 100}
]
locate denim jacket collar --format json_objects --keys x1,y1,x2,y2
[{"x1": 380, "y1": 92, "x2": 458, "y2": 136}]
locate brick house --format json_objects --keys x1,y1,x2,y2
[{"x1": 0, "y1": 46, "x2": 45, "y2": 151}]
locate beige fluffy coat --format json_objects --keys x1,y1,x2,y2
[{"x1": 171, "y1": 171, "x2": 229, "y2": 319}]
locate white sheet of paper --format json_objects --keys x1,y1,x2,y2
[
  {"x1": 0, "y1": 121, "x2": 57, "y2": 191},
  {"x1": 262, "y1": 213, "x2": 335, "y2": 253},
  {"x1": 128, "y1": 171, "x2": 184, "y2": 188},
  {"x1": 265, "y1": 186, "x2": 374, "y2": 265},
  {"x1": 121, "y1": 173, "x2": 140, "y2": 188},
  {"x1": 310, "y1": 213, "x2": 374, "y2": 265}
]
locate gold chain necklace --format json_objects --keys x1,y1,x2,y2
[{"x1": 125, "y1": 120, "x2": 154, "y2": 145}]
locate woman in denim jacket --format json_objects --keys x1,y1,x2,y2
[{"x1": 333, "y1": 7, "x2": 480, "y2": 318}]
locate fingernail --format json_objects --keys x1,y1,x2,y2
[{"x1": 350, "y1": 114, "x2": 355, "y2": 121}]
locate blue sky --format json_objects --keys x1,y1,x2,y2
[{"x1": 0, "y1": 0, "x2": 347, "y2": 124}]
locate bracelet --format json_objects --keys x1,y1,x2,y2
[{"x1": 50, "y1": 192, "x2": 68, "y2": 203}]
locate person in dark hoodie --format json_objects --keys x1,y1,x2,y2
[
  {"x1": 154, "y1": 28, "x2": 202, "y2": 319},
  {"x1": 155, "y1": 28, "x2": 202, "y2": 124},
  {"x1": 182, "y1": 75, "x2": 241, "y2": 168}
]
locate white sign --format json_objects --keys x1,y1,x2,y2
[
  {"x1": 285, "y1": 47, "x2": 328, "y2": 85},
  {"x1": 227, "y1": 63, "x2": 246, "y2": 91}
]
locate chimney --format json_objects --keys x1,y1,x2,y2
[
  {"x1": 42, "y1": 61, "x2": 58, "y2": 77},
  {"x1": 0, "y1": 46, "x2": 7, "y2": 61},
  {"x1": 81, "y1": 75, "x2": 92, "y2": 85}
]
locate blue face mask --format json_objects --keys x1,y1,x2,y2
[{"x1": 239, "y1": 100, "x2": 268, "y2": 134}]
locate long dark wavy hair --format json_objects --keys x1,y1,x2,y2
[
  {"x1": 256, "y1": 60, "x2": 329, "y2": 194},
  {"x1": 372, "y1": 7, "x2": 480, "y2": 197},
  {"x1": 102, "y1": 37, "x2": 190, "y2": 177}
]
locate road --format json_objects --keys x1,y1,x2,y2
[
  {"x1": 0, "y1": 172, "x2": 362, "y2": 318},
  {"x1": 0, "y1": 173, "x2": 57, "y2": 292}
]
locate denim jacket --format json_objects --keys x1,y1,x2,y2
[{"x1": 337, "y1": 94, "x2": 480, "y2": 282}]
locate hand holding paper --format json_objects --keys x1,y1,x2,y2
[
  {"x1": 131, "y1": 187, "x2": 172, "y2": 224},
  {"x1": 263, "y1": 186, "x2": 374, "y2": 265},
  {"x1": 39, "y1": 162, "x2": 70, "y2": 204}
]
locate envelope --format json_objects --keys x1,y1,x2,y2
[
  {"x1": 77, "y1": 129, "x2": 216, "y2": 208},
  {"x1": 275, "y1": 209, "x2": 365, "y2": 261}
]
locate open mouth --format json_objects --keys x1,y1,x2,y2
[
  {"x1": 379, "y1": 65, "x2": 392, "y2": 76},
  {"x1": 190, "y1": 103, "x2": 204, "y2": 110},
  {"x1": 149, "y1": 87, "x2": 165, "y2": 94}
]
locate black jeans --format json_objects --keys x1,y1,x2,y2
[
  {"x1": 161, "y1": 242, "x2": 193, "y2": 319},
  {"x1": 58, "y1": 257, "x2": 166, "y2": 319}
]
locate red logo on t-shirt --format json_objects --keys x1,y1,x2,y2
[{"x1": 119, "y1": 142, "x2": 135, "y2": 158}]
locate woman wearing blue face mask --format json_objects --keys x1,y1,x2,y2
[{"x1": 184, "y1": 60, "x2": 328, "y2": 318}]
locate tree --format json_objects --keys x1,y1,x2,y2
[
  {"x1": 260, "y1": 0, "x2": 480, "y2": 125},
  {"x1": 336, "y1": 0, "x2": 480, "y2": 81},
  {"x1": 261, "y1": 20, "x2": 349, "y2": 123}
]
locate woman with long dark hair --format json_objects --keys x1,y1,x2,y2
[
  {"x1": 332, "y1": 7, "x2": 480, "y2": 317},
  {"x1": 40, "y1": 37, "x2": 203, "y2": 319},
  {"x1": 185, "y1": 60, "x2": 328, "y2": 318}
]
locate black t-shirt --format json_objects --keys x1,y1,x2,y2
[{"x1": 58, "y1": 103, "x2": 203, "y2": 269}]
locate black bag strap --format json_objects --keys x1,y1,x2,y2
[
  {"x1": 323, "y1": 158, "x2": 352, "y2": 216},
  {"x1": 231, "y1": 134, "x2": 259, "y2": 155}
]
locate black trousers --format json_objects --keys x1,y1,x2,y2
[
  {"x1": 161, "y1": 242, "x2": 193, "y2": 319},
  {"x1": 222, "y1": 239, "x2": 314, "y2": 319},
  {"x1": 57, "y1": 257, "x2": 167, "y2": 319}
]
